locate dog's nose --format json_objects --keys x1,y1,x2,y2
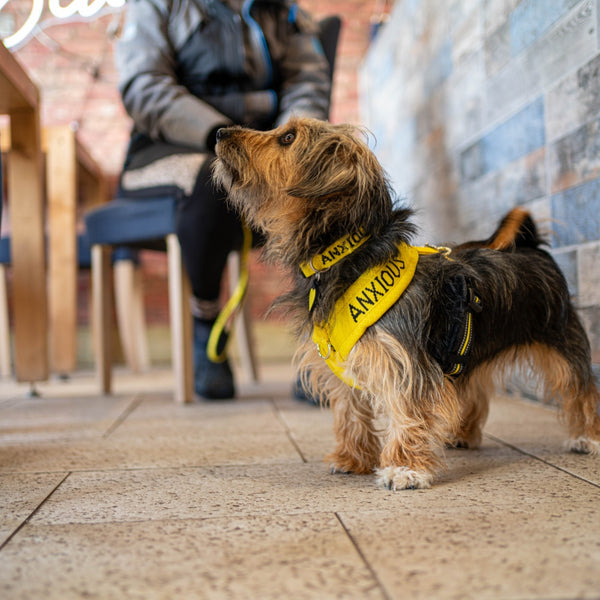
[{"x1": 216, "y1": 128, "x2": 231, "y2": 142}]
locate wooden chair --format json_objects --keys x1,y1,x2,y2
[{"x1": 84, "y1": 192, "x2": 248, "y2": 403}]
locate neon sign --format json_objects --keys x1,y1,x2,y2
[{"x1": 1, "y1": 0, "x2": 126, "y2": 48}]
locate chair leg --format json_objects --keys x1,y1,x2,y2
[
  {"x1": 114, "y1": 259, "x2": 149, "y2": 373},
  {"x1": 166, "y1": 234, "x2": 193, "y2": 403},
  {"x1": 91, "y1": 244, "x2": 112, "y2": 394},
  {"x1": 227, "y1": 251, "x2": 258, "y2": 382},
  {"x1": 0, "y1": 264, "x2": 11, "y2": 378},
  {"x1": 132, "y1": 264, "x2": 150, "y2": 370}
]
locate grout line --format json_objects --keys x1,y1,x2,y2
[
  {"x1": 0, "y1": 458, "x2": 318, "y2": 477},
  {"x1": 485, "y1": 433, "x2": 600, "y2": 489},
  {"x1": 334, "y1": 512, "x2": 392, "y2": 600},
  {"x1": 285, "y1": 431, "x2": 308, "y2": 463},
  {"x1": 102, "y1": 394, "x2": 144, "y2": 439},
  {"x1": 0, "y1": 471, "x2": 71, "y2": 552},
  {"x1": 269, "y1": 398, "x2": 308, "y2": 463}
]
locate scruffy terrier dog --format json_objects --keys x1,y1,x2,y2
[{"x1": 213, "y1": 117, "x2": 600, "y2": 490}]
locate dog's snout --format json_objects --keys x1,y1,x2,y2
[{"x1": 216, "y1": 128, "x2": 232, "y2": 142}]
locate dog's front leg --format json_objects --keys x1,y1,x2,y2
[
  {"x1": 376, "y1": 416, "x2": 438, "y2": 490},
  {"x1": 375, "y1": 383, "x2": 460, "y2": 490},
  {"x1": 326, "y1": 387, "x2": 381, "y2": 475}
]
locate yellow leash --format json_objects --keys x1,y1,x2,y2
[{"x1": 207, "y1": 224, "x2": 253, "y2": 363}]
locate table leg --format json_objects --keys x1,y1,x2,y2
[
  {"x1": 8, "y1": 109, "x2": 48, "y2": 382},
  {"x1": 46, "y1": 126, "x2": 77, "y2": 375}
]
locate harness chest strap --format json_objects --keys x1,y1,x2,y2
[{"x1": 311, "y1": 243, "x2": 445, "y2": 388}]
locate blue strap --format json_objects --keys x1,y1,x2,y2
[
  {"x1": 288, "y1": 3, "x2": 298, "y2": 24},
  {"x1": 242, "y1": 0, "x2": 274, "y2": 88}
]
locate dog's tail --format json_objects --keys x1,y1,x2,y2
[{"x1": 457, "y1": 208, "x2": 543, "y2": 251}]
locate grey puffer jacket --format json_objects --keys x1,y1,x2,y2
[{"x1": 116, "y1": 0, "x2": 331, "y2": 154}]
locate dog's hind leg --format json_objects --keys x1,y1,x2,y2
[
  {"x1": 527, "y1": 319, "x2": 600, "y2": 455},
  {"x1": 551, "y1": 310, "x2": 600, "y2": 454},
  {"x1": 560, "y1": 312, "x2": 600, "y2": 454},
  {"x1": 450, "y1": 366, "x2": 494, "y2": 449},
  {"x1": 565, "y1": 383, "x2": 600, "y2": 455}
]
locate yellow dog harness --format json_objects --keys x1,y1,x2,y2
[{"x1": 301, "y1": 231, "x2": 475, "y2": 388}]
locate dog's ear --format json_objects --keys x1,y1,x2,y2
[{"x1": 286, "y1": 131, "x2": 388, "y2": 202}]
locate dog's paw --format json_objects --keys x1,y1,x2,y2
[
  {"x1": 326, "y1": 452, "x2": 376, "y2": 475},
  {"x1": 566, "y1": 436, "x2": 600, "y2": 455},
  {"x1": 446, "y1": 439, "x2": 471, "y2": 450},
  {"x1": 329, "y1": 464, "x2": 352, "y2": 475},
  {"x1": 375, "y1": 466, "x2": 433, "y2": 490}
]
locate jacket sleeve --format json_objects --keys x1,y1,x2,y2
[
  {"x1": 115, "y1": 0, "x2": 232, "y2": 151},
  {"x1": 275, "y1": 7, "x2": 332, "y2": 126}
]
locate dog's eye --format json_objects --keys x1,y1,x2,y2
[{"x1": 279, "y1": 131, "x2": 296, "y2": 146}]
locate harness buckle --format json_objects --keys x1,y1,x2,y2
[
  {"x1": 316, "y1": 341, "x2": 332, "y2": 360},
  {"x1": 425, "y1": 244, "x2": 453, "y2": 259}
]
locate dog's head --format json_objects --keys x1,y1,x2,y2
[{"x1": 213, "y1": 117, "x2": 394, "y2": 264}]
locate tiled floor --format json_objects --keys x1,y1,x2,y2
[{"x1": 1, "y1": 363, "x2": 599, "y2": 599}]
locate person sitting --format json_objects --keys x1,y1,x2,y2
[{"x1": 115, "y1": 0, "x2": 331, "y2": 399}]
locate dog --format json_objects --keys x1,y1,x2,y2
[{"x1": 213, "y1": 117, "x2": 600, "y2": 490}]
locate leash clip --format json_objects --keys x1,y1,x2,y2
[{"x1": 425, "y1": 244, "x2": 453, "y2": 259}]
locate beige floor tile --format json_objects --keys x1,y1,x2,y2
[
  {"x1": 486, "y1": 395, "x2": 600, "y2": 485},
  {"x1": 108, "y1": 394, "x2": 286, "y2": 437},
  {"x1": 277, "y1": 392, "x2": 600, "y2": 488},
  {"x1": 198, "y1": 429, "x2": 304, "y2": 466},
  {"x1": 0, "y1": 368, "x2": 173, "y2": 400},
  {"x1": 28, "y1": 440, "x2": 593, "y2": 527},
  {"x1": 0, "y1": 394, "x2": 135, "y2": 442},
  {"x1": 0, "y1": 515, "x2": 385, "y2": 600},
  {"x1": 340, "y1": 487, "x2": 600, "y2": 600},
  {"x1": 26, "y1": 463, "x2": 403, "y2": 525},
  {"x1": 0, "y1": 472, "x2": 68, "y2": 545},
  {"x1": 2, "y1": 372, "x2": 599, "y2": 600},
  {"x1": 0, "y1": 430, "x2": 302, "y2": 473},
  {"x1": 274, "y1": 397, "x2": 335, "y2": 461}
]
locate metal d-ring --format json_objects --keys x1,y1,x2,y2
[
  {"x1": 316, "y1": 341, "x2": 331, "y2": 359},
  {"x1": 309, "y1": 256, "x2": 324, "y2": 274}
]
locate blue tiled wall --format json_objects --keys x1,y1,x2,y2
[
  {"x1": 510, "y1": 0, "x2": 582, "y2": 55},
  {"x1": 360, "y1": 0, "x2": 600, "y2": 361},
  {"x1": 460, "y1": 97, "x2": 546, "y2": 181},
  {"x1": 552, "y1": 179, "x2": 600, "y2": 247}
]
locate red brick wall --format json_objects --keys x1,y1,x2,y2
[
  {"x1": 3, "y1": 5, "x2": 131, "y2": 175},
  {"x1": 302, "y1": 0, "x2": 374, "y2": 126},
  {"x1": 2, "y1": 0, "x2": 382, "y2": 325}
]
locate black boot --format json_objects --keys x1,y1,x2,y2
[
  {"x1": 292, "y1": 372, "x2": 321, "y2": 406},
  {"x1": 193, "y1": 318, "x2": 235, "y2": 400}
]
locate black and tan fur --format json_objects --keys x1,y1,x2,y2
[{"x1": 213, "y1": 117, "x2": 600, "y2": 490}]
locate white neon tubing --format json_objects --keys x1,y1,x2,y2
[{"x1": 3, "y1": 0, "x2": 45, "y2": 48}]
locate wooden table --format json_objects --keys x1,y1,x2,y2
[
  {"x1": 0, "y1": 43, "x2": 48, "y2": 382},
  {"x1": 2, "y1": 123, "x2": 111, "y2": 376},
  {"x1": 3, "y1": 121, "x2": 150, "y2": 382}
]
